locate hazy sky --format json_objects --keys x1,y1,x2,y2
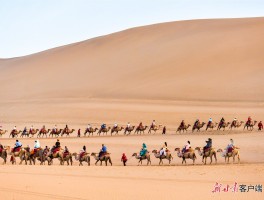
[{"x1": 0, "y1": 0, "x2": 263, "y2": 58}]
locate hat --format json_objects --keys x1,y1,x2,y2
[{"x1": 187, "y1": 141, "x2": 190, "y2": 144}]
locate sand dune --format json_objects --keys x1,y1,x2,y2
[{"x1": 0, "y1": 17, "x2": 264, "y2": 102}]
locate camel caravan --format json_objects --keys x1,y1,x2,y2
[
  {"x1": 0, "y1": 138, "x2": 242, "y2": 166},
  {"x1": 1, "y1": 117, "x2": 263, "y2": 139}
]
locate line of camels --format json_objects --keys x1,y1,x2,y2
[
  {"x1": 1, "y1": 119, "x2": 261, "y2": 138},
  {"x1": 0, "y1": 144, "x2": 240, "y2": 166}
]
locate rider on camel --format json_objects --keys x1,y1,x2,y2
[
  {"x1": 22, "y1": 127, "x2": 27, "y2": 135},
  {"x1": 258, "y1": 121, "x2": 263, "y2": 131},
  {"x1": 79, "y1": 145, "x2": 86, "y2": 159},
  {"x1": 65, "y1": 124, "x2": 69, "y2": 132},
  {"x1": 208, "y1": 118, "x2": 213, "y2": 126},
  {"x1": 203, "y1": 138, "x2": 212, "y2": 154},
  {"x1": 34, "y1": 140, "x2": 40, "y2": 149},
  {"x1": 247, "y1": 116, "x2": 252, "y2": 126},
  {"x1": 233, "y1": 118, "x2": 238, "y2": 126},
  {"x1": 220, "y1": 117, "x2": 225, "y2": 126},
  {"x1": 29, "y1": 125, "x2": 34, "y2": 134},
  {"x1": 138, "y1": 122, "x2": 143, "y2": 129},
  {"x1": 114, "y1": 123, "x2": 118, "y2": 128},
  {"x1": 98, "y1": 144, "x2": 107, "y2": 158},
  {"x1": 194, "y1": 119, "x2": 200, "y2": 128},
  {"x1": 140, "y1": 143, "x2": 147, "y2": 158},
  {"x1": 41, "y1": 125, "x2": 45, "y2": 132},
  {"x1": 182, "y1": 141, "x2": 191, "y2": 154},
  {"x1": 151, "y1": 120, "x2": 156, "y2": 129},
  {"x1": 53, "y1": 125, "x2": 57, "y2": 133},
  {"x1": 87, "y1": 124, "x2": 91, "y2": 131},
  {"x1": 13, "y1": 140, "x2": 22, "y2": 152},
  {"x1": 101, "y1": 123, "x2": 106, "y2": 129},
  {"x1": 225, "y1": 139, "x2": 235, "y2": 156},
  {"x1": 180, "y1": 120, "x2": 185, "y2": 128},
  {"x1": 159, "y1": 142, "x2": 168, "y2": 158}
]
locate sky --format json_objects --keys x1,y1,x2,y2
[{"x1": 0, "y1": 0, "x2": 263, "y2": 58}]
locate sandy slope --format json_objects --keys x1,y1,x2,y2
[{"x1": 0, "y1": 17, "x2": 264, "y2": 103}]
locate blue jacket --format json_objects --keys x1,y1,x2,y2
[
  {"x1": 101, "y1": 146, "x2": 107, "y2": 152},
  {"x1": 15, "y1": 141, "x2": 22, "y2": 147}
]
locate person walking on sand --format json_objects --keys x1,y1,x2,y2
[{"x1": 121, "y1": 153, "x2": 127, "y2": 166}]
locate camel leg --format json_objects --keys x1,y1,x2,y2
[{"x1": 237, "y1": 154, "x2": 240, "y2": 164}]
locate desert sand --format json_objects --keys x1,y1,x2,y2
[{"x1": 0, "y1": 17, "x2": 264, "y2": 199}]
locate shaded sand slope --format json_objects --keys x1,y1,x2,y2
[{"x1": 0, "y1": 17, "x2": 264, "y2": 102}]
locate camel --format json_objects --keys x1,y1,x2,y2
[
  {"x1": 20, "y1": 147, "x2": 32, "y2": 165},
  {"x1": 195, "y1": 147, "x2": 217, "y2": 165},
  {"x1": 72, "y1": 152, "x2": 90, "y2": 166},
  {"x1": 132, "y1": 152, "x2": 151, "y2": 165},
  {"x1": 9, "y1": 130, "x2": 22, "y2": 138},
  {"x1": 192, "y1": 122, "x2": 206, "y2": 132},
  {"x1": 97, "y1": 127, "x2": 111, "y2": 136},
  {"x1": 29, "y1": 148, "x2": 46, "y2": 165},
  {"x1": 28, "y1": 129, "x2": 39, "y2": 137},
  {"x1": 59, "y1": 152, "x2": 73, "y2": 166},
  {"x1": 111, "y1": 126, "x2": 124, "y2": 136},
  {"x1": 91, "y1": 152, "x2": 112, "y2": 166},
  {"x1": 124, "y1": 126, "x2": 135, "y2": 135},
  {"x1": 134, "y1": 126, "x2": 148, "y2": 134},
  {"x1": 61, "y1": 129, "x2": 75, "y2": 137},
  {"x1": 148, "y1": 125, "x2": 162, "y2": 134},
  {"x1": 48, "y1": 148, "x2": 64, "y2": 165},
  {"x1": 0, "y1": 130, "x2": 8, "y2": 137},
  {"x1": 37, "y1": 129, "x2": 51, "y2": 138},
  {"x1": 152, "y1": 150, "x2": 173, "y2": 165},
  {"x1": 217, "y1": 122, "x2": 230, "y2": 131},
  {"x1": 229, "y1": 121, "x2": 244, "y2": 130},
  {"x1": 217, "y1": 148, "x2": 240, "y2": 164},
  {"x1": 20, "y1": 130, "x2": 29, "y2": 138},
  {"x1": 0, "y1": 146, "x2": 9, "y2": 164},
  {"x1": 176, "y1": 124, "x2": 191, "y2": 133},
  {"x1": 84, "y1": 127, "x2": 98, "y2": 137},
  {"x1": 206, "y1": 122, "x2": 218, "y2": 131},
  {"x1": 49, "y1": 129, "x2": 63, "y2": 137},
  {"x1": 174, "y1": 148, "x2": 196, "y2": 165},
  {"x1": 9, "y1": 147, "x2": 29, "y2": 165},
  {"x1": 244, "y1": 120, "x2": 257, "y2": 131}
]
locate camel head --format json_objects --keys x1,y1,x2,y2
[
  {"x1": 91, "y1": 152, "x2": 96, "y2": 156},
  {"x1": 95, "y1": 128, "x2": 98, "y2": 131},
  {"x1": 132, "y1": 153, "x2": 137, "y2": 157},
  {"x1": 240, "y1": 121, "x2": 244, "y2": 124},
  {"x1": 72, "y1": 152, "x2": 77, "y2": 156},
  {"x1": 217, "y1": 149, "x2": 223, "y2": 152},
  {"x1": 152, "y1": 150, "x2": 158, "y2": 154},
  {"x1": 195, "y1": 147, "x2": 201, "y2": 151},
  {"x1": 174, "y1": 148, "x2": 180, "y2": 152}
]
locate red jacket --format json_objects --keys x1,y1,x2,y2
[{"x1": 121, "y1": 154, "x2": 127, "y2": 161}]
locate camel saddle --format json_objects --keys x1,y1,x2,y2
[
  {"x1": 0, "y1": 148, "x2": 2, "y2": 153},
  {"x1": 227, "y1": 147, "x2": 234, "y2": 153},
  {"x1": 80, "y1": 152, "x2": 86, "y2": 158},
  {"x1": 63, "y1": 152, "x2": 69, "y2": 158},
  {"x1": 52, "y1": 147, "x2": 60, "y2": 154},
  {"x1": 99, "y1": 152, "x2": 107, "y2": 158},
  {"x1": 204, "y1": 147, "x2": 211, "y2": 152},
  {"x1": 31, "y1": 148, "x2": 41, "y2": 155},
  {"x1": 12, "y1": 147, "x2": 21, "y2": 153}
]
